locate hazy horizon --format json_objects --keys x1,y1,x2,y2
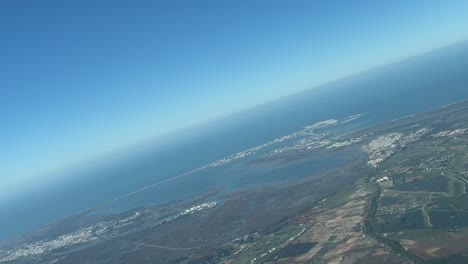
[
  {"x1": 2, "y1": 39, "x2": 468, "y2": 204},
  {"x1": 2, "y1": 0, "x2": 468, "y2": 202}
]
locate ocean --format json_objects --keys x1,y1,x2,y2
[{"x1": 1, "y1": 41, "x2": 468, "y2": 241}]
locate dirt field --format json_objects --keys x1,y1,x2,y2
[
  {"x1": 266, "y1": 189, "x2": 407, "y2": 264},
  {"x1": 398, "y1": 229, "x2": 468, "y2": 259}
]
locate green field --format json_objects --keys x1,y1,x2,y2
[{"x1": 322, "y1": 182, "x2": 377, "y2": 209}]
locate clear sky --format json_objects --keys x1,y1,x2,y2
[{"x1": 1, "y1": 0, "x2": 468, "y2": 198}]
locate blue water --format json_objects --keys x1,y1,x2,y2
[{"x1": 2, "y1": 42, "x2": 468, "y2": 241}]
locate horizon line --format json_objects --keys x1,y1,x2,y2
[{"x1": 4, "y1": 37, "x2": 467, "y2": 198}]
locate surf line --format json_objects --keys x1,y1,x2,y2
[{"x1": 81, "y1": 166, "x2": 205, "y2": 213}]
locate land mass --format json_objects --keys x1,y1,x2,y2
[{"x1": 3, "y1": 100, "x2": 468, "y2": 264}]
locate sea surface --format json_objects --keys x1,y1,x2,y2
[{"x1": 1, "y1": 42, "x2": 468, "y2": 241}]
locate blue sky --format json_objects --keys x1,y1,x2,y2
[{"x1": 1, "y1": 0, "x2": 468, "y2": 198}]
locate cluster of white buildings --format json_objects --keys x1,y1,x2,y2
[
  {"x1": 362, "y1": 132, "x2": 403, "y2": 167},
  {"x1": 362, "y1": 128, "x2": 432, "y2": 167},
  {"x1": 180, "y1": 202, "x2": 217, "y2": 216},
  {"x1": 433, "y1": 128, "x2": 467, "y2": 138},
  {"x1": 375, "y1": 176, "x2": 389, "y2": 183},
  {"x1": 0, "y1": 212, "x2": 142, "y2": 263}
]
